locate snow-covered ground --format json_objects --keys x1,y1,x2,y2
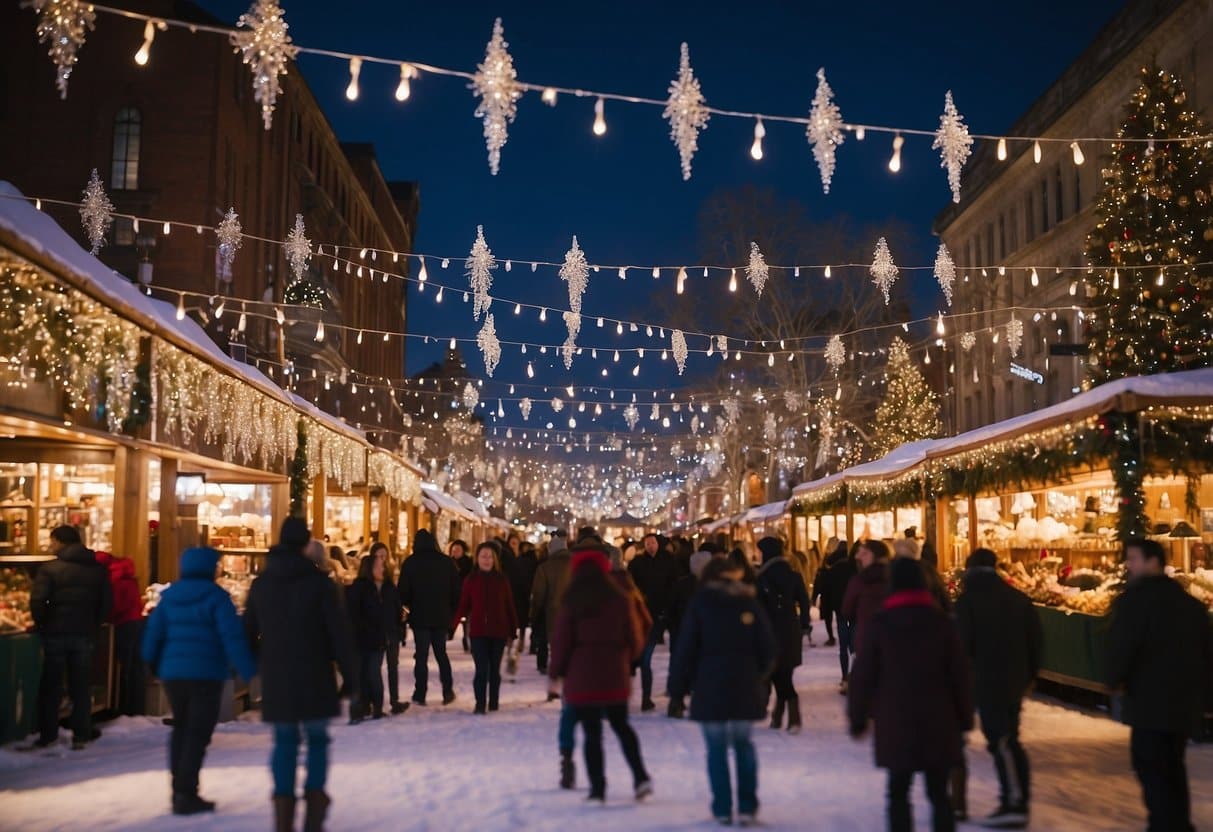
[{"x1": 2, "y1": 638, "x2": 1210, "y2": 831}]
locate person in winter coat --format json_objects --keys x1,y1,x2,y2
[
  {"x1": 97, "y1": 549, "x2": 145, "y2": 716},
  {"x1": 345, "y1": 553, "x2": 390, "y2": 723},
  {"x1": 669, "y1": 557, "x2": 777, "y2": 825},
  {"x1": 628, "y1": 532, "x2": 677, "y2": 711},
  {"x1": 30, "y1": 525, "x2": 112, "y2": 750},
  {"x1": 823, "y1": 538, "x2": 856, "y2": 690},
  {"x1": 506, "y1": 539, "x2": 538, "y2": 656},
  {"x1": 549, "y1": 546, "x2": 652, "y2": 804},
  {"x1": 666, "y1": 546, "x2": 717, "y2": 718},
  {"x1": 448, "y1": 540, "x2": 473, "y2": 652},
  {"x1": 452, "y1": 542, "x2": 519, "y2": 714},
  {"x1": 755, "y1": 537, "x2": 812, "y2": 734},
  {"x1": 366, "y1": 542, "x2": 408, "y2": 715},
  {"x1": 841, "y1": 539, "x2": 891, "y2": 673},
  {"x1": 398, "y1": 529, "x2": 460, "y2": 706},
  {"x1": 848, "y1": 557, "x2": 974, "y2": 832},
  {"x1": 531, "y1": 529, "x2": 571, "y2": 674},
  {"x1": 142, "y1": 547, "x2": 258, "y2": 816},
  {"x1": 811, "y1": 546, "x2": 837, "y2": 647},
  {"x1": 1107, "y1": 538, "x2": 1213, "y2": 832},
  {"x1": 955, "y1": 548, "x2": 1042, "y2": 828},
  {"x1": 895, "y1": 538, "x2": 952, "y2": 612},
  {"x1": 244, "y1": 518, "x2": 357, "y2": 832}
]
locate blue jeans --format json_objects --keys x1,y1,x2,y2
[
  {"x1": 701, "y1": 721, "x2": 758, "y2": 819},
  {"x1": 558, "y1": 700, "x2": 576, "y2": 753},
  {"x1": 271, "y1": 720, "x2": 330, "y2": 797}
]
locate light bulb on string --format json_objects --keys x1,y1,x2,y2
[
  {"x1": 162, "y1": 221, "x2": 170, "y2": 235},
  {"x1": 539, "y1": 307, "x2": 547, "y2": 322},
  {"x1": 728, "y1": 269, "x2": 738, "y2": 292},
  {"x1": 215, "y1": 299, "x2": 225, "y2": 319},
  {"x1": 175, "y1": 293, "x2": 185, "y2": 320},
  {"x1": 356, "y1": 330, "x2": 363, "y2": 345},
  {"x1": 134, "y1": 20, "x2": 156, "y2": 66},
  {"x1": 676, "y1": 267, "x2": 687, "y2": 295},
  {"x1": 1070, "y1": 142, "x2": 1084, "y2": 165},
  {"x1": 527, "y1": 362, "x2": 534, "y2": 378},
  {"x1": 542, "y1": 87, "x2": 558, "y2": 106},
  {"x1": 237, "y1": 308, "x2": 247, "y2": 332},
  {"x1": 1030, "y1": 268, "x2": 1039, "y2": 287},
  {"x1": 632, "y1": 365, "x2": 640, "y2": 377},
  {"x1": 395, "y1": 63, "x2": 415, "y2": 101},
  {"x1": 936, "y1": 313, "x2": 945, "y2": 336},
  {"x1": 1033, "y1": 140, "x2": 1042, "y2": 164},
  {"x1": 315, "y1": 320, "x2": 325, "y2": 342},
  {"x1": 652, "y1": 267, "x2": 660, "y2": 279},
  {"x1": 345, "y1": 57, "x2": 362, "y2": 101},
  {"x1": 1112, "y1": 269, "x2": 1120, "y2": 290},
  {"x1": 417, "y1": 257, "x2": 428, "y2": 283},
  {"x1": 275, "y1": 307, "x2": 284, "y2": 326},
  {"x1": 1156, "y1": 269, "x2": 1165, "y2": 286},
  {"x1": 383, "y1": 331, "x2": 390, "y2": 342},
  {"x1": 996, "y1": 137, "x2": 1007, "y2": 161},
  {"x1": 750, "y1": 118, "x2": 765, "y2": 160},
  {"x1": 616, "y1": 321, "x2": 623, "y2": 335},
  {"x1": 1069, "y1": 281, "x2": 1077, "y2": 296},
  {"x1": 618, "y1": 267, "x2": 627, "y2": 280},
  {"x1": 592, "y1": 97, "x2": 606, "y2": 136},
  {"x1": 888, "y1": 133, "x2": 904, "y2": 172}
]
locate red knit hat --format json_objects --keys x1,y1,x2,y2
[{"x1": 570, "y1": 547, "x2": 610, "y2": 575}]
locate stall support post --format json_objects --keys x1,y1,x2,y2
[
  {"x1": 310, "y1": 476, "x2": 326, "y2": 540},
  {"x1": 845, "y1": 493, "x2": 855, "y2": 545},
  {"x1": 270, "y1": 480, "x2": 288, "y2": 542},
  {"x1": 362, "y1": 488, "x2": 373, "y2": 546},
  {"x1": 378, "y1": 493, "x2": 393, "y2": 551},
  {"x1": 892, "y1": 507, "x2": 899, "y2": 539},
  {"x1": 934, "y1": 497, "x2": 949, "y2": 571},
  {"x1": 158, "y1": 456, "x2": 179, "y2": 583},
  {"x1": 966, "y1": 495, "x2": 979, "y2": 558},
  {"x1": 115, "y1": 446, "x2": 151, "y2": 587}
]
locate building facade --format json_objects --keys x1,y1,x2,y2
[
  {"x1": 0, "y1": 0, "x2": 418, "y2": 444},
  {"x1": 934, "y1": 0, "x2": 1213, "y2": 433}
]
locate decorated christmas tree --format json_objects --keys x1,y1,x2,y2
[
  {"x1": 1086, "y1": 67, "x2": 1213, "y2": 384},
  {"x1": 872, "y1": 337, "x2": 941, "y2": 456}
]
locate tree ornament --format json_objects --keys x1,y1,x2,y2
[
  {"x1": 78, "y1": 169, "x2": 113, "y2": 255},
  {"x1": 784, "y1": 389, "x2": 804, "y2": 412},
  {"x1": 477, "y1": 313, "x2": 501, "y2": 377},
  {"x1": 1007, "y1": 316, "x2": 1024, "y2": 358},
  {"x1": 825, "y1": 334, "x2": 846, "y2": 372},
  {"x1": 216, "y1": 208, "x2": 243, "y2": 272},
  {"x1": 746, "y1": 242, "x2": 769, "y2": 296},
  {"x1": 663, "y1": 43, "x2": 710, "y2": 181},
  {"x1": 519, "y1": 397, "x2": 532, "y2": 421},
  {"x1": 560, "y1": 236, "x2": 589, "y2": 314},
  {"x1": 806, "y1": 68, "x2": 846, "y2": 194},
  {"x1": 466, "y1": 225, "x2": 497, "y2": 321},
  {"x1": 763, "y1": 413, "x2": 778, "y2": 444},
  {"x1": 231, "y1": 0, "x2": 298, "y2": 130},
  {"x1": 671, "y1": 329, "x2": 688, "y2": 374},
  {"x1": 722, "y1": 398, "x2": 741, "y2": 425},
  {"x1": 932, "y1": 91, "x2": 973, "y2": 203},
  {"x1": 562, "y1": 311, "x2": 580, "y2": 370},
  {"x1": 869, "y1": 237, "x2": 898, "y2": 304},
  {"x1": 471, "y1": 18, "x2": 521, "y2": 176},
  {"x1": 623, "y1": 404, "x2": 640, "y2": 431},
  {"x1": 934, "y1": 242, "x2": 956, "y2": 307},
  {"x1": 284, "y1": 213, "x2": 311, "y2": 281},
  {"x1": 30, "y1": 0, "x2": 95, "y2": 99},
  {"x1": 960, "y1": 331, "x2": 976, "y2": 352}
]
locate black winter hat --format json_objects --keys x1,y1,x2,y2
[
  {"x1": 889, "y1": 556, "x2": 927, "y2": 592},
  {"x1": 966, "y1": 548, "x2": 998, "y2": 569},
  {"x1": 413, "y1": 528, "x2": 439, "y2": 553},
  {"x1": 757, "y1": 536, "x2": 783, "y2": 564},
  {"x1": 576, "y1": 525, "x2": 599, "y2": 543},
  {"x1": 279, "y1": 517, "x2": 310, "y2": 548}
]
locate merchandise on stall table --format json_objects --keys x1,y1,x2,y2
[{"x1": 0, "y1": 571, "x2": 34, "y2": 632}]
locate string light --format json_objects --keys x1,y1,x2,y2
[
  {"x1": 345, "y1": 57, "x2": 362, "y2": 101},
  {"x1": 750, "y1": 118, "x2": 765, "y2": 160},
  {"x1": 728, "y1": 269, "x2": 737, "y2": 292},
  {"x1": 1030, "y1": 267, "x2": 1039, "y2": 287},
  {"x1": 315, "y1": 320, "x2": 325, "y2": 342},
  {"x1": 395, "y1": 63, "x2": 415, "y2": 101},
  {"x1": 888, "y1": 133, "x2": 904, "y2": 172},
  {"x1": 134, "y1": 20, "x2": 156, "y2": 66},
  {"x1": 1033, "y1": 140, "x2": 1042, "y2": 164},
  {"x1": 1070, "y1": 141, "x2": 1084, "y2": 165},
  {"x1": 676, "y1": 267, "x2": 687, "y2": 295},
  {"x1": 592, "y1": 96, "x2": 606, "y2": 136},
  {"x1": 996, "y1": 137, "x2": 1007, "y2": 160},
  {"x1": 541, "y1": 86, "x2": 557, "y2": 106},
  {"x1": 275, "y1": 306, "x2": 285, "y2": 326},
  {"x1": 417, "y1": 256, "x2": 428, "y2": 282},
  {"x1": 175, "y1": 293, "x2": 185, "y2": 320},
  {"x1": 162, "y1": 221, "x2": 170, "y2": 234}
]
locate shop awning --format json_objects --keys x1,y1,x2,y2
[
  {"x1": 743, "y1": 500, "x2": 787, "y2": 523},
  {"x1": 420, "y1": 483, "x2": 479, "y2": 522},
  {"x1": 453, "y1": 490, "x2": 490, "y2": 518}
]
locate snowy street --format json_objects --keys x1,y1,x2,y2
[{"x1": 2, "y1": 638, "x2": 1210, "y2": 831}]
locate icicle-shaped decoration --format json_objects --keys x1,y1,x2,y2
[
  {"x1": 1006, "y1": 317, "x2": 1024, "y2": 358},
  {"x1": 470, "y1": 18, "x2": 521, "y2": 176},
  {"x1": 562, "y1": 311, "x2": 580, "y2": 370},
  {"x1": 825, "y1": 334, "x2": 846, "y2": 372},
  {"x1": 932, "y1": 91, "x2": 973, "y2": 204},
  {"x1": 934, "y1": 242, "x2": 955, "y2": 307},
  {"x1": 284, "y1": 213, "x2": 311, "y2": 281},
  {"x1": 78, "y1": 169, "x2": 113, "y2": 255},
  {"x1": 30, "y1": 0, "x2": 95, "y2": 99},
  {"x1": 623, "y1": 404, "x2": 640, "y2": 431},
  {"x1": 671, "y1": 329, "x2": 688, "y2": 375},
  {"x1": 691, "y1": 415, "x2": 701, "y2": 434},
  {"x1": 650, "y1": 403, "x2": 661, "y2": 421},
  {"x1": 466, "y1": 225, "x2": 497, "y2": 321},
  {"x1": 746, "y1": 242, "x2": 769, "y2": 297},
  {"x1": 560, "y1": 236, "x2": 589, "y2": 315},
  {"x1": 663, "y1": 43, "x2": 710, "y2": 181},
  {"x1": 231, "y1": 0, "x2": 298, "y2": 131},
  {"x1": 869, "y1": 237, "x2": 898, "y2": 304},
  {"x1": 477, "y1": 313, "x2": 501, "y2": 377},
  {"x1": 462, "y1": 382, "x2": 479, "y2": 411},
  {"x1": 216, "y1": 208, "x2": 243, "y2": 272},
  {"x1": 960, "y1": 331, "x2": 976, "y2": 352},
  {"x1": 551, "y1": 397, "x2": 564, "y2": 414},
  {"x1": 519, "y1": 397, "x2": 532, "y2": 421},
  {"x1": 807, "y1": 68, "x2": 845, "y2": 194}
]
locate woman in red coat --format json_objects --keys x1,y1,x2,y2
[
  {"x1": 548, "y1": 545, "x2": 652, "y2": 804},
  {"x1": 451, "y1": 542, "x2": 517, "y2": 714}
]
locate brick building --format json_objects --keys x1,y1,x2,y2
[
  {"x1": 933, "y1": 0, "x2": 1213, "y2": 432},
  {"x1": 0, "y1": 0, "x2": 418, "y2": 443}
]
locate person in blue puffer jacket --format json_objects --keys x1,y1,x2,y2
[{"x1": 142, "y1": 547, "x2": 257, "y2": 817}]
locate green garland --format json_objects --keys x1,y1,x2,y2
[
  {"x1": 289, "y1": 419, "x2": 308, "y2": 518},
  {"x1": 121, "y1": 358, "x2": 152, "y2": 434}
]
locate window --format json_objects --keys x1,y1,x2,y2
[
  {"x1": 1074, "y1": 166, "x2": 1082, "y2": 215},
  {"x1": 998, "y1": 215, "x2": 1006, "y2": 259},
  {"x1": 111, "y1": 108, "x2": 141, "y2": 190},
  {"x1": 1041, "y1": 178, "x2": 1050, "y2": 233},
  {"x1": 1025, "y1": 192, "x2": 1035, "y2": 243},
  {"x1": 1054, "y1": 165, "x2": 1064, "y2": 224}
]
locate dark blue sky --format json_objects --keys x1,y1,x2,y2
[{"x1": 200, "y1": 0, "x2": 1123, "y2": 432}]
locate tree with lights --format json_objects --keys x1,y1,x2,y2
[
  {"x1": 1086, "y1": 66, "x2": 1213, "y2": 384},
  {"x1": 872, "y1": 337, "x2": 941, "y2": 457}
]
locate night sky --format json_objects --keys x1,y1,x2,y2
[{"x1": 194, "y1": 0, "x2": 1124, "y2": 437}]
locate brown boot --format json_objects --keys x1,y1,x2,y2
[
  {"x1": 273, "y1": 794, "x2": 296, "y2": 832},
  {"x1": 302, "y1": 790, "x2": 331, "y2": 832}
]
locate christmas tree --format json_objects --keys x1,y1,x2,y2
[
  {"x1": 872, "y1": 337, "x2": 941, "y2": 456},
  {"x1": 1086, "y1": 67, "x2": 1213, "y2": 384}
]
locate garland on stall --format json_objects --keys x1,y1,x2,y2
[{"x1": 289, "y1": 418, "x2": 308, "y2": 518}]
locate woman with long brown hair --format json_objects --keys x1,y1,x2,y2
[{"x1": 451, "y1": 541, "x2": 517, "y2": 714}]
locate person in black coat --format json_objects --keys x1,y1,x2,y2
[
  {"x1": 823, "y1": 539, "x2": 856, "y2": 689},
  {"x1": 628, "y1": 532, "x2": 678, "y2": 710},
  {"x1": 669, "y1": 557, "x2": 777, "y2": 825},
  {"x1": 755, "y1": 537, "x2": 811, "y2": 734},
  {"x1": 345, "y1": 553, "x2": 390, "y2": 723},
  {"x1": 955, "y1": 548, "x2": 1042, "y2": 827},
  {"x1": 368, "y1": 543, "x2": 408, "y2": 714},
  {"x1": 665, "y1": 546, "x2": 716, "y2": 718},
  {"x1": 1108, "y1": 538, "x2": 1213, "y2": 832},
  {"x1": 398, "y1": 529, "x2": 460, "y2": 706},
  {"x1": 244, "y1": 518, "x2": 356, "y2": 832},
  {"x1": 448, "y1": 540, "x2": 473, "y2": 652},
  {"x1": 30, "y1": 525, "x2": 113, "y2": 749},
  {"x1": 811, "y1": 550, "x2": 836, "y2": 647},
  {"x1": 506, "y1": 540, "x2": 538, "y2": 654}
]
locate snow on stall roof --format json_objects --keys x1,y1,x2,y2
[
  {"x1": 743, "y1": 500, "x2": 787, "y2": 522},
  {"x1": 421, "y1": 483, "x2": 479, "y2": 521},
  {"x1": 454, "y1": 490, "x2": 490, "y2": 518}
]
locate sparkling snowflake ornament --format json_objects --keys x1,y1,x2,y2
[
  {"x1": 722, "y1": 398, "x2": 741, "y2": 425},
  {"x1": 934, "y1": 242, "x2": 956, "y2": 307},
  {"x1": 466, "y1": 225, "x2": 497, "y2": 321},
  {"x1": 825, "y1": 334, "x2": 846, "y2": 372},
  {"x1": 623, "y1": 404, "x2": 640, "y2": 431},
  {"x1": 477, "y1": 313, "x2": 501, "y2": 377},
  {"x1": 462, "y1": 382, "x2": 479, "y2": 411},
  {"x1": 216, "y1": 208, "x2": 243, "y2": 273},
  {"x1": 671, "y1": 329, "x2": 688, "y2": 375},
  {"x1": 960, "y1": 331, "x2": 976, "y2": 352},
  {"x1": 519, "y1": 397, "x2": 533, "y2": 421},
  {"x1": 560, "y1": 236, "x2": 589, "y2": 315},
  {"x1": 763, "y1": 413, "x2": 778, "y2": 444},
  {"x1": 284, "y1": 214, "x2": 311, "y2": 281},
  {"x1": 746, "y1": 242, "x2": 769, "y2": 297},
  {"x1": 231, "y1": 0, "x2": 298, "y2": 131},
  {"x1": 30, "y1": 0, "x2": 95, "y2": 99},
  {"x1": 670, "y1": 442, "x2": 683, "y2": 460},
  {"x1": 869, "y1": 237, "x2": 898, "y2": 304},
  {"x1": 932, "y1": 91, "x2": 974, "y2": 204},
  {"x1": 807, "y1": 68, "x2": 846, "y2": 194},
  {"x1": 470, "y1": 18, "x2": 521, "y2": 176},
  {"x1": 78, "y1": 169, "x2": 113, "y2": 255},
  {"x1": 663, "y1": 43, "x2": 710, "y2": 181},
  {"x1": 1006, "y1": 317, "x2": 1024, "y2": 358}
]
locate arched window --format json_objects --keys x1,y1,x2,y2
[{"x1": 111, "y1": 108, "x2": 141, "y2": 190}]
